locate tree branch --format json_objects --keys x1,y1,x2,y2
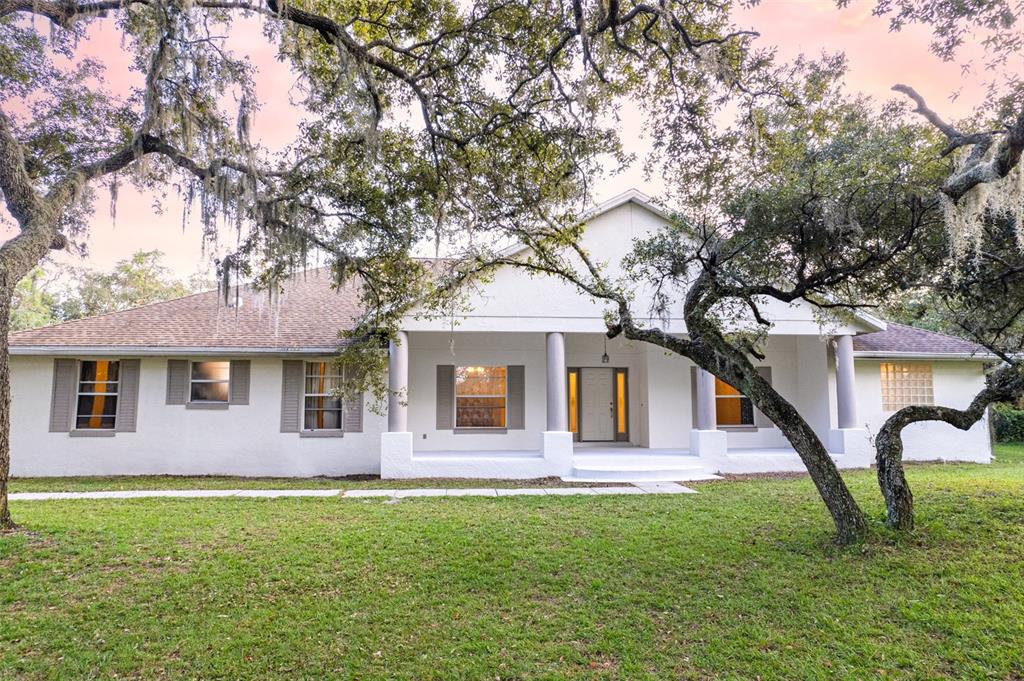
[{"x1": 894, "y1": 83, "x2": 1024, "y2": 201}]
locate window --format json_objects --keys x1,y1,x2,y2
[
  {"x1": 715, "y1": 377, "x2": 754, "y2": 427},
  {"x1": 881, "y1": 362, "x2": 934, "y2": 411},
  {"x1": 455, "y1": 366, "x2": 506, "y2": 428},
  {"x1": 304, "y1": 361, "x2": 343, "y2": 430},
  {"x1": 567, "y1": 369, "x2": 579, "y2": 436},
  {"x1": 76, "y1": 360, "x2": 120, "y2": 430},
  {"x1": 190, "y1": 361, "x2": 230, "y2": 402},
  {"x1": 616, "y1": 369, "x2": 628, "y2": 436}
]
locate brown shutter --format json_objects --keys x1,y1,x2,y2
[
  {"x1": 343, "y1": 393, "x2": 363, "y2": 432},
  {"x1": 49, "y1": 358, "x2": 77, "y2": 432},
  {"x1": 436, "y1": 365, "x2": 454, "y2": 430},
  {"x1": 507, "y1": 365, "x2": 525, "y2": 430},
  {"x1": 280, "y1": 360, "x2": 303, "y2": 433},
  {"x1": 166, "y1": 359, "x2": 188, "y2": 405},
  {"x1": 229, "y1": 360, "x2": 251, "y2": 405},
  {"x1": 115, "y1": 359, "x2": 141, "y2": 432},
  {"x1": 754, "y1": 366, "x2": 773, "y2": 428},
  {"x1": 342, "y1": 364, "x2": 363, "y2": 432}
]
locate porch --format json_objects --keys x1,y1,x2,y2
[
  {"x1": 380, "y1": 330, "x2": 871, "y2": 480},
  {"x1": 382, "y1": 442, "x2": 854, "y2": 482}
]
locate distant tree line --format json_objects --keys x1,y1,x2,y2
[{"x1": 11, "y1": 251, "x2": 211, "y2": 331}]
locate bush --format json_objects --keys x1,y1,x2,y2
[{"x1": 991, "y1": 403, "x2": 1024, "y2": 442}]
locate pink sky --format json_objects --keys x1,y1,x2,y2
[{"x1": 2, "y1": 1, "x2": 999, "y2": 279}]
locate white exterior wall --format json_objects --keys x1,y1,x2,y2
[
  {"x1": 402, "y1": 202, "x2": 869, "y2": 338},
  {"x1": 793, "y1": 335, "x2": 836, "y2": 441},
  {"x1": 404, "y1": 330, "x2": 833, "y2": 453},
  {"x1": 407, "y1": 332, "x2": 548, "y2": 451},
  {"x1": 10, "y1": 355, "x2": 385, "y2": 477},
  {"x1": 855, "y1": 358, "x2": 991, "y2": 463}
]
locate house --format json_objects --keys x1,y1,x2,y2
[{"x1": 8, "y1": 190, "x2": 993, "y2": 481}]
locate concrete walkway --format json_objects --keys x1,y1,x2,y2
[{"x1": 10, "y1": 482, "x2": 697, "y2": 502}]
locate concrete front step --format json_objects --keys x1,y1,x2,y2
[
  {"x1": 562, "y1": 471, "x2": 722, "y2": 483},
  {"x1": 566, "y1": 454, "x2": 720, "y2": 482}
]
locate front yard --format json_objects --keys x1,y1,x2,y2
[{"x1": 2, "y1": 446, "x2": 1024, "y2": 679}]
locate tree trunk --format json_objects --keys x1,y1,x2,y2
[
  {"x1": 619, "y1": 319, "x2": 869, "y2": 544},
  {"x1": 0, "y1": 276, "x2": 14, "y2": 530},
  {"x1": 734, "y1": 362, "x2": 869, "y2": 544},
  {"x1": 874, "y1": 423, "x2": 914, "y2": 530},
  {"x1": 873, "y1": 365, "x2": 1024, "y2": 531}
]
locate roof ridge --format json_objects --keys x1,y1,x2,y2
[
  {"x1": 9, "y1": 287, "x2": 220, "y2": 337},
  {"x1": 9, "y1": 265, "x2": 345, "y2": 337}
]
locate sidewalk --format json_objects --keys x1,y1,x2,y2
[{"x1": 10, "y1": 482, "x2": 697, "y2": 501}]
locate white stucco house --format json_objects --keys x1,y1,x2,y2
[{"x1": 8, "y1": 190, "x2": 994, "y2": 481}]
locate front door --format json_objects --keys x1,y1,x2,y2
[{"x1": 580, "y1": 368, "x2": 615, "y2": 441}]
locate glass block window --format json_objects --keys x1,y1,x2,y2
[
  {"x1": 190, "y1": 361, "x2": 230, "y2": 402},
  {"x1": 455, "y1": 366, "x2": 507, "y2": 428},
  {"x1": 76, "y1": 360, "x2": 120, "y2": 429},
  {"x1": 881, "y1": 363, "x2": 934, "y2": 411},
  {"x1": 304, "y1": 361, "x2": 343, "y2": 430},
  {"x1": 715, "y1": 377, "x2": 754, "y2": 426}
]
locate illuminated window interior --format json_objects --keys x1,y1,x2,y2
[
  {"x1": 304, "y1": 361, "x2": 343, "y2": 430},
  {"x1": 190, "y1": 361, "x2": 230, "y2": 402},
  {"x1": 881, "y1": 362, "x2": 934, "y2": 411},
  {"x1": 616, "y1": 370, "x2": 627, "y2": 434},
  {"x1": 455, "y1": 366, "x2": 507, "y2": 428},
  {"x1": 76, "y1": 360, "x2": 120, "y2": 430},
  {"x1": 715, "y1": 377, "x2": 754, "y2": 426},
  {"x1": 567, "y1": 369, "x2": 579, "y2": 434}
]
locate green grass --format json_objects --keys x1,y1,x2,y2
[
  {"x1": 2, "y1": 446, "x2": 1024, "y2": 679},
  {"x1": 8, "y1": 474, "x2": 600, "y2": 493}
]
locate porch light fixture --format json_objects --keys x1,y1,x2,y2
[{"x1": 601, "y1": 337, "x2": 610, "y2": 364}]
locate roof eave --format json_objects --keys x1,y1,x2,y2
[
  {"x1": 853, "y1": 350, "x2": 995, "y2": 361},
  {"x1": 10, "y1": 345, "x2": 346, "y2": 357}
]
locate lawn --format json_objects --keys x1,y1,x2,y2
[
  {"x1": 7, "y1": 474, "x2": 600, "y2": 493},
  {"x1": 2, "y1": 446, "x2": 1023, "y2": 679}
]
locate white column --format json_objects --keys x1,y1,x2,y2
[
  {"x1": 695, "y1": 367, "x2": 717, "y2": 430},
  {"x1": 835, "y1": 334, "x2": 858, "y2": 429},
  {"x1": 546, "y1": 332, "x2": 567, "y2": 432},
  {"x1": 387, "y1": 330, "x2": 408, "y2": 432},
  {"x1": 690, "y1": 366, "x2": 727, "y2": 462}
]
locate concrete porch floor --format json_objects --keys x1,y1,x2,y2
[{"x1": 399, "y1": 444, "x2": 841, "y2": 482}]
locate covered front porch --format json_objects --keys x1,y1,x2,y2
[{"x1": 380, "y1": 330, "x2": 870, "y2": 480}]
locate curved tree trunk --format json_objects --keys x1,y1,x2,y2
[
  {"x1": 618, "y1": 319, "x2": 869, "y2": 544},
  {"x1": 728, "y1": 355, "x2": 868, "y2": 544},
  {"x1": 874, "y1": 363, "x2": 1024, "y2": 531},
  {"x1": 874, "y1": 414, "x2": 915, "y2": 531},
  {"x1": 0, "y1": 278, "x2": 12, "y2": 529}
]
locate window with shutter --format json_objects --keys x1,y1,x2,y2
[
  {"x1": 75, "y1": 360, "x2": 120, "y2": 430},
  {"x1": 455, "y1": 366, "x2": 507, "y2": 428},
  {"x1": 190, "y1": 361, "x2": 230, "y2": 403},
  {"x1": 303, "y1": 361, "x2": 343, "y2": 431}
]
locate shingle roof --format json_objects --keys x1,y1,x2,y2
[
  {"x1": 853, "y1": 322, "x2": 988, "y2": 357},
  {"x1": 9, "y1": 263, "x2": 992, "y2": 359},
  {"x1": 10, "y1": 267, "x2": 362, "y2": 352}
]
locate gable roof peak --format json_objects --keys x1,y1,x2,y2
[{"x1": 585, "y1": 188, "x2": 672, "y2": 221}]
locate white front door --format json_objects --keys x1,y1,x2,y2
[{"x1": 580, "y1": 368, "x2": 615, "y2": 441}]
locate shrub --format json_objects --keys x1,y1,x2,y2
[{"x1": 991, "y1": 403, "x2": 1024, "y2": 442}]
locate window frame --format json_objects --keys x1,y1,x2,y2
[
  {"x1": 880, "y1": 361, "x2": 935, "y2": 412},
  {"x1": 188, "y1": 360, "x2": 231, "y2": 405},
  {"x1": 303, "y1": 360, "x2": 345, "y2": 432},
  {"x1": 454, "y1": 365, "x2": 508, "y2": 430},
  {"x1": 74, "y1": 359, "x2": 121, "y2": 431},
  {"x1": 714, "y1": 376, "x2": 756, "y2": 428}
]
